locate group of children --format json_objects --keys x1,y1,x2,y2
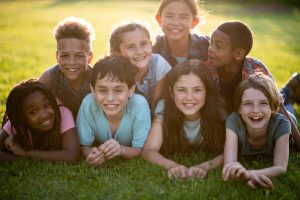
[{"x1": 1, "y1": 0, "x2": 299, "y2": 190}]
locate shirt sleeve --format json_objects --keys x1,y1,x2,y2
[
  {"x1": 76, "y1": 95, "x2": 96, "y2": 146},
  {"x1": 59, "y1": 106, "x2": 75, "y2": 134},
  {"x1": 226, "y1": 112, "x2": 241, "y2": 135},
  {"x1": 153, "y1": 54, "x2": 171, "y2": 81},
  {"x1": 271, "y1": 114, "x2": 291, "y2": 142},
  {"x1": 132, "y1": 95, "x2": 151, "y2": 148}
]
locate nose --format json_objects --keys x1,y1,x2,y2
[
  {"x1": 40, "y1": 108, "x2": 50, "y2": 121},
  {"x1": 186, "y1": 90, "x2": 193, "y2": 100},
  {"x1": 107, "y1": 91, "x2": 114, "y2": 101},
  {"x1": 69, "y1": 55, "x2": 76, "y2": 64},
  {"x1": 252, "y1": 103, "x2": 260, "y2": 113}
]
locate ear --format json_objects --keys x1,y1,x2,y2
[
  {"x1": 88, "y1": 52, "x2": 93, "y2": 64},
  {"x1": 234, "y1": 49, "x2": 246, "y2": 61},
  {"x1": 191, "y1": 17, "x2": 200, "y2": 28},
  {"x1": 56, "y1": 51, "x2": 59, "y2": 62},
  {"x1": 128, "y1": 85, "x2": 136, "y2": 97},
  {"x1": 90, "y1": 84, "x2": 96, "y2": 96},
  {"x1": 155, "y1": 14, "x2": 162, "y2": 26}
]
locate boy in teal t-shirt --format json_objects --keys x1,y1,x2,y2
[{"x1": 76, "y1": 56, "x2": 151, "y2": 166}]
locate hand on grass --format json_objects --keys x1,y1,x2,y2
[
  {"x1": 167, "y1": 164, "x2": 189, "y2": 179},
  {"x1": 86, "y1": 147, "x2": 105, "y2": 166},
  {"x1": 222, "y1": 162, "x2": 249, "y2": 181},
  {"x1": 4, "y1": 135, "x2": 26, "y2": 156},
  {"x1": 247, "y1": 174, "x2": 273, "y2": 190},
  {"x1": 99, "y1": 139, "x2": 123, "y2": 160},
  {"x1": 187, "y1": 166, "x2": 208, "y2": 179}
]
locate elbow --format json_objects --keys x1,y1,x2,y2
[{"x1": 66, "y1": 149, "x2": 80, "y2": 164}]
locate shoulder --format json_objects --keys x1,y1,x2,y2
[
  {"x1": 270, "y1": 113, "x2": 291, "y2": 140},
  {"x1": 39, "y1": 64, "x2": 59, "y2": 85},
  {"x1": 127, "y1": 94, "x2": 150, "y2": 112},
  {"x1": 80, "y1": 93, "x2": 98, "y2": 111},
  {"x1": 245, "y1": 56, "x2": 272, "y2": 77},
  {"x1": 190, "y1": 33, "x2": 210, "y2": 44},
  {"x1": 152, "y1": 35, "x2": 167, "y2": 52},
  {"x1": 150, "y1": 54, "x2": 171, "y2": 69},
  {"x1": 226, "y1": 112, "x2": 244, "y2": 133}
]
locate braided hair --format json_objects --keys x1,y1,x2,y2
[{"x1": 2, "y1": 79, "x2": 61, "y2": 150}]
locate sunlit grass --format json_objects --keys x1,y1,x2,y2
[{"x1": 0, "y1": 1, "x2": 299, "y2": 199}]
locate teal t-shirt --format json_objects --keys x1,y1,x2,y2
[
  {"x1": 226, "y1": 112, "x2": 291, "y2": 155},
  {"x1": 76, "y1": 93, "x2": 151, "y2": 148}
]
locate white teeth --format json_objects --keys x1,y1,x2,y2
[
  {"x1": 170, "y1": 29, "x2": 180, "y2": 33},
  {"x1": 67, "y1": 68, "x2": 79, "y2": 72},
  {"x1": 42, "y1": 120, "x2": 51, "y2": 126},
  {"x1": 134, "y1": 57, "x2": 145, "y2": 61},
  {"x1": 250, "y1": 116, "x2": 263, "y2": 120},
  {"x1": 106, "y1": 104, "x2": 117, "y2": 108},
  {"x1": 184, "y1": 103, "x2": 194, "y2": 107}
]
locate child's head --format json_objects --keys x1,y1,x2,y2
[
  {"x1": 90, "y1": 56, "x2": 136, "y2": 118},
  {"x1": 109, "y1": 21, "x2": 152, "y2": 70},
  {"x1": 234, "y1": 73, "x2": 281, "y2": 129},
  {"x1": 53, "y1": 17, "x2": 94, "y2": 82},
  {"x1": 162, "y1": 59, "x2": 226, "y2": 153},
  {"x1": 4, "y1": 79, "x2": 61, "y2": 150},
  {"x1": 155, "y1": 0, "x2": 200, "y2": 41},
  {"x1": 208, "y1": 21, "x2": 253, "y2": 68}
]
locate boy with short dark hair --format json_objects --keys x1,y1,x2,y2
[
  {"x1": 208, "y1": 21, "x2": 272, "y2": 111},
  {"x1": 208, "y1": 21, "x2": 300, "y2": 150},
  {"x1": 76, "y1": 56, "x2": 151, "y2": 166},
  {"x1": 39, "y1": 17, "x2": 94, "y2": 118}
]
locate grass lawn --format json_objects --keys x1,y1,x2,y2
[{"x1": 0, "y1": 0, "x2": 300, "y2": 199}]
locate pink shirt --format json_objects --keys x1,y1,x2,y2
[{"x1": 3, "y1": 106, "x2": 75, "y2": 135}]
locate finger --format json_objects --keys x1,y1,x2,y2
[
  {"x1": 236, "y1": 167, "x2": 246, "y2": 178},
  {"x1": 252, "y1": 176, "x2": 267, "y2": 188},
  {"x1": 222, "y1": 162, "x2": 236, "y2": 181},
  {"x1": 259, "y1": 176, "x2": 274, "y2": 189},
  {"x1": 179, "y1": 167, "x2": 188, "y2": 179},
  {"x1": 247, "y1": 180, "x2": 257, "y2": 190},
  {"x1": 102, "y1": 141, "x2": 117, "y2": 154},
  {"x1": 105, "y1": 147, "x2": 119, "y2": 160},
  {"x1": 88, "y1": 156, "x2": 105, "y2": 166}
]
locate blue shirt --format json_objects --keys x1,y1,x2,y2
[{"x1": 76, "y1": 93, "x2": 151, "y2": 148}]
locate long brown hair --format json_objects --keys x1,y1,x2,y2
[
  {"x1": 161, "y1": 59, "x2": 227, "y2": 154},
  {"x1": 2, "y1": 79, "x2": 61, "y2": 150}
]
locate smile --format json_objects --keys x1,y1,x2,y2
[
  {"x1": 134, "y1": 56, "x2": 146, "y2": 61},
  {"x1": 249, "y1": 116, "x2": 263, "y2": 121}
]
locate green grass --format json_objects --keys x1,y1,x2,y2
[{"x1": 0, "y1": 1, "x2": 300, "y2": 199}]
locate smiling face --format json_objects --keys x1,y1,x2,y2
[
  {"x1": 91, "y1": 75, "x2": 135, "y2": 119},
  {"x1": 172, "y1": 73, "x2": 206, "y2": 121},
  {"x1": 208, "y1": 30, "x2": 237, "y2": 68},
  {"x1": 119, "y1": 29, "x2": 152, "y2": 70},
  {"x1": 239, "y1": 88, "x2": 273, "y2": 134},
  {"x1": 56, "y1": 38, "x2": 93, "y2": 83},
  {"x1": 157, "y1": 1, "x2": 198, "y2": 42},
  {"x1": 22, "y1": 91, "x2": 55, "y2": 132}
]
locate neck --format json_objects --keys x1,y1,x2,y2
[
  {"x1": 246, "y1": 125, "x2": 269, "y2": 149},
  {"x1": 68, "y1": 73, "x2": 86, "y2": 91},
  {"x1": 218, "y1": 60, "x2": 243, "y2": 82},
  {"x1": 167, "y1": 36, "x2": 190, "y2": 58}
]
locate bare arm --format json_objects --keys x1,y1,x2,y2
[
  {"x1": 0, "y1": 129, "x2": 22, "y2": 161},
  {"x1": 142, "y1": 118, "x2": 180, "y2": 170},
  {"x1": 193, "y1": 154, "x2": 223, "y2": 172},
  {"x1": 223, "y1": 128, "x2": 239, "y2": 165},
  {"x1": 150, "y1": 77, "x2": 167, "y2": 111},
  {"x1": 248, "y1": 134, "x2": 289, "y2": 178},
  {"x1": 25, "y1": 128, "x2": 80, "y2": 163}
]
